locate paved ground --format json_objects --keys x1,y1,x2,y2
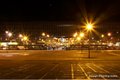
[{"x1": 0, "y1": 50, "x2": 120, "y2": 80}]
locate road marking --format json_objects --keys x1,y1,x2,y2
[
  {"x1": 78, "y1": 64, "x2": 91, "y2": 80},
  {"x1": 102, "y1": 64, "x2": 120, "y2": 73},
  {"x1": 71, "y1": 64, "x2": 74, "y2": 79},
  {"x1": 87, "y1": 63, "x2": 108, "y2": 80},
  {"x1": 86, "y1": 63, "x2": 97, "y2": 73},
  {"x1": 92, "y1": 63, "x2": 109, "y2": 73},
  {"x1": 92, "y1": 64, "x2": 110, "y2": 80},
  {"x1": 107, "y1": 52, "x2": 120, "y2": 56},
  {"x1": 40, "y1": 64, "x2": 58, "y2": 79}
]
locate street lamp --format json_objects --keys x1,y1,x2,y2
[
  {"x1": 19, "y1": 34, "x2": 23, "y2": 38},
  {"x1": 22, "y1": 36, "x2": 29, "y2": 50},
  {"x1": 5, "y1": 31, "x2": 12, "y2": 41},
  {"x1": 80, "y1": 32, "x2": 85, "y2": 38},
  {"x1": 73, "y1": 32, "x2": 78, "y2": 37},
  {"x1": 86, "y1": 23, "x2": 93, "y2": 31},
  {"x1": 42, "y1": 32, "x2": 45, "y2": 36},
  {"x1": 5, "y1": 31, "x2": 9, "y2": 34},
  {"x1": 7, "y1": 32, "x2": 12, "y2": 41},
  {"x1": 86, "y1": 23, "x2": 94, "y2": 58},
  {"x1": 47, "y1": 34, "x2": 50, "y2": 37},
  {"x1": 101, "y1": 34, "x2": 105, "y2": 49},
  {"x1": 77, "y1": 37, "x2": 81, "y2": 41},
  {"x1": 108, "y1": 32, "x2": 111, "y2": 37},
  {"x1": 23, "y1": 36, "x2": 28, "y2": 41},
  {"x1": 101, "y1": 34, "x2": 104, "y2": 38},
  {"x1": 8, "y1": 32, "x2": 12, "y2": 37}
]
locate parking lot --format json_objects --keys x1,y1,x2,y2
[{"x1": 0, "y1": 50, "x2": 120, "y2": 79}]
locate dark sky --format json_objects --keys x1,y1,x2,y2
[
  {"x1": 0, "y1": 0, "x2": 120, "y2": 22},
  {"x1": 0, "y1": 0, "x2": 120, "y2": 36}
]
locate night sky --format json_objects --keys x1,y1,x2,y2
[
  {"x1": 0, "y1": 0, "x2": 120, "y2": 22},
  {"x1": 0, "y1": 0, "x2": 120, "y2": 36}
]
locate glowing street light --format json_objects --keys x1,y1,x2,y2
[
  {"x1": 8, "y1": 32, "x2": 12, "y2": 37},
  {"x1": 23, "y1": 36, "x2": 28, "y2": 41},
  {"x1": 101, "y1": 34, "x2": 104, "y2": 38},
  {"x1": 19, "y1": 34, "x2": 23, "y2": 38},
  {"x1": 5, "y1": 31, "x2": 9, "y2": 34},
  {"x1": 42, "y1": 32, "x2": 45, "y2": 36},
  {"x1": 73, "y1": 32, "x2": 77, "y2": 37},
  {"x1": 77, "y1": 37, "x2": 81, "y2": 41},
  {"x1": 86, "y1": 23, "x2": 93, "y2": 31},
  {"x1": 101, "y1": 34, "x2": 105, "y2": 49},
  {"x1": 5, "y1": 31, "x2": 12, "y2": 41},
  {"x1": 80, "y1": 32, "x2": 85, "y2": 38},
  {"x1": 22, "y1": 36, "x2": 29, "y2": 50},
  {"x1": 47, "y1": 34, "x2": 50, "y2": 37},
  {"x1": 108, "y1": 33, "x2": 111, "y2": 37}
]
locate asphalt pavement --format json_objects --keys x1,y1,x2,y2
[{"x1": 0, "y1": 50, "x2": 120, "y2": 80}]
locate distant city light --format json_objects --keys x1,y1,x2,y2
[
  {"x1": 42, "y1": 32, "x2": 45, "y2": 36},
  {"x1": 61, "y1": 38, "x2": 65, "y2": 42},
  {"x1": 19, "y1": 34, "x2": 23, "y2": 38},
  {"x1": 111, "y1": 37, "x2": 113, "y2": 40},
  {"x1": 23, "y1": 36, "x2": 28, "y2": 41},
  {"x1": 108, "y1": 33, "x2": 111, "y2": 37},
  {"x1": 47, "y1": 34, "x2": 50, "y2": 37},
  {"x1": 8, "y1": 32, "x2": 12, "y2": 37},
  {"x1": 108, "y1": 42, "x2": 113, "y2": 46},
  {"x1": 80, "y1": 32, "x2": 85, "y2": 38},
  {"x1": 5, "y1": 31, "x2": 9, "y2": 34},
  {"x1": 1, "y1": 43, "x2": 7, "y2": 47},
  {"x1": 77, "y1": 37, "x2": 81, "y2": 41},
  {"x1": 92, "y1": 37, "x2": 94, "y2": 40},
  {"x1": 8, "y1": 42, "x2": 18, "y2": 45},
  {"x1": 101, "y1": 34, "x2": 104, "y2": 38},
  {"x1": 73, "y1": 32, "x2": 77, "y2": 37}
]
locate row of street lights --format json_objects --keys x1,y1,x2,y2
[
  {"x1": 4, "y1": 31, "x2": 51, "y2": 43},
  {"x1": 101, "y1": 32, "x2": 112, "y2": 38},
  {"x1": 5, "y1": 31, "x2": 29, "y2": 43},
  {"x1": 42, "y1": 32, "x2": 50, "y2": 37},
  {"x1": 5, "y1": 31, "x2": 12, "y2": 38}
]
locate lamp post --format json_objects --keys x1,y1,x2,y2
[
  {"x1": 101, "y1": 34, "x2": 105, "y2": 49},
  {"x1": 86, "y1": 23, "x2": 94, "y2": 58},
  {"x1": 18, "y1": 34, "x2": 23, "y2": 44},
  {"x1": 80, "y1": 32, "x2": 85, "y2": 53},
  {"x1": 23, "y1": 36, "x2": 28, "y2": 50},
  {"x1": 107, "y1": 32, "x2": 112, "y2": 44},
  {"x1": 5, "y1": 31, "x2": 12, "y2": 41},
  {"x1": 73, "y1": 32, "x2": 78, "y2": 38},
  {"x1": 5, "y1": 31, "x2": 12, "y2": 51},
  {"x1": 80, "y1": 32, "x2": 85, "y2": 38},
  {"x1": 7, "y1": 32, "x2": 12, "y2": 41}
]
